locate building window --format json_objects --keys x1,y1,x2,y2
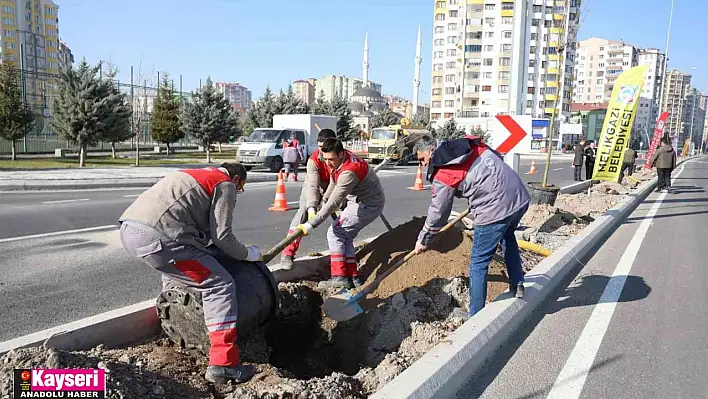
[
  {"x1": 445, "y1": 87, "x2": 455, "y2": 94},
  {"x1": 445, "y1": 74, "x2": 456, "y2": 82},
  {"x1": 449, "y1": 10, "x2": 458, "y2": 17},
  {"x1": 446, "y1": 49, "x2": 456, "y2": 56},
  {"x1": 432, "y1": 101, "x2": 442, "y2": 108},
  {"x1": 435, "y1": 26, "x2": 445, "y2": 33},
  {"x1": 484, "y1": 4, "x2": 495, "y2": 10},
  {"x1": 485, "y1": 17, "x2": 495, "y2": 24},
  {"x1": 485, "y1": 31, "x2": 494, "y2": 38},
  {"x1": 433, "y1": 63, "x2": 443, "y2": 71},
  {"x1": 500, "y1": 57, "x2": 511, "y2": 66},
  {"x1": 482, "y1": 85, "x2": 492, "y2": 92},
  {"x1": 499, "y1": 71, "x2": 510, "y2": 79},
  {"x1": 502, "y1": 44, "x2": 512, "y2": 52},
  {"x1": 432, "y1": 88, "x2": 442, "y2": 95},
  {"x1": 436, "y1": 1, "x2": 445, "y2": 8},
  {"x1": 432, "y1": 113, "x2": 441, "y2": 119},
  {"x1": 533, "y1": 5, "x2": 542, "y2": 12},
  {"x1": 503, "y1": 31, "x2": 513, "y2": 39},
  {"x1": 484, "y1": 45, "x2": 493, "y2": 51},
  {"x1": 434, "y1": 39, "x2": 444, "y2": 46},
  {"x1": 446, "y1": 61, "x2": 456, "y2": 69},
  {"x1": 435, "y1": 14, "x2": 445, "y2": 21},
  {"x1": 445, "y1": 100, "x2": 455, "y2": 107},
  {"x1": 434, "y1": 51, "x2": 444, "y2": 59},
  {"x1": 433, "y1": 76, "x2": 443, "y2": 83},
  {"x1": 447, "y1": 36, "x2": 457, "y2": 44},
  {"x1": 499, "y1": 85, "x2": 509, "y2": 93},
  {"x1": 501, "y1": 16, "x2": 513, "y2": 24},
  {"x1": 501, "y1": 2, "x2": 514, "y2": 10},
  {"x1": 483, "y1": 58, "x2": 493, "y2": 66},
  {"x1": 447, "y1": 23, "x2": 457, "y2": 30},
  {"x1": 483, "y1": 72, "x2": 492, "y2": 78}
]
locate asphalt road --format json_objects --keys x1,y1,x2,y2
[
  {"x1": 457, "y1": 156, "x2": 708, "y2": 399},
  {"x1": 0, "y1": 157, "x2": 576, "y2": 341}
]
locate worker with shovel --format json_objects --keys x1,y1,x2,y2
[
  {"x1": 118, "y1": 163, "x2": 259, "y2": 385},
  {"x1": 295, "y1": 138, "x2": 386, "y2": 289},
  {"x1": 412, "y1": 135, "x2": 530, "y2": 317},
  {"x1": 280, "y1": 128, "x2": 338, "y2": 269}
]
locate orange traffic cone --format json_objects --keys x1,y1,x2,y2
[
  {"x1": 525, "y1": 160, "x2": 537, "y2": 175},
  {"x1": 268, "y1": 171, "x2": 292, "y2": 211},
  {"x1": 408, "y1": 163, "x2": 428, "y2": 191}
]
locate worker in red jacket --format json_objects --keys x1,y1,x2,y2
[
  {"x1": 280, "y1": 129, "x2": 338, "y2": 269},
  {"x1": 282, "y1": 131, "x2": 303, "y2": 181},
  {"x1": 412, "y1": 135, "x2": 530, "y2": 317},
  {"x1": 295, "y1": 138, "x2": 385, "y2": 289},
  {"x1": 119, "y1": 163, "x2": 258, "y2": 384}
]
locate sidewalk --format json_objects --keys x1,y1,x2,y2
[{"x1": 0, "y1": 166, "x2": 278, "y2": 191}]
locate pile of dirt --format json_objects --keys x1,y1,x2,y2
[
  {"x1": 555, "y1": 191, "x2": 621, "y2": 219},
  {"x1": 353, "y1": 217, "x2": 544, "y2": 307},
  {"x1": 0, "y1": 217, "x2": 549, "y2": 399}
]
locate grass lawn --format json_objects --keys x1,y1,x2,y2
[
  {"x1": 172, "y1": 149, "x2": 237, "y2": 158},
  {"x1": 0, "y1": 156, "x2": 191, "y2": 169}
]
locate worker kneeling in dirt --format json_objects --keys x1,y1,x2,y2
[
  {"x1": 295, "y1": 138, "x2": 385, "y2": 289},
  {"x1": 280, "y1": 128, "x2": 338, "y2": 269},
  {"x1": 412, "y1": 135, "x2": 530, "y2": 317},
  {"x1": 118, "y1": 163, "x2": 258, "y2": 384}
]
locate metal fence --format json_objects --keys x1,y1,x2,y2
[{"x1": 0, "y1": 66, "x2": 196, "y2": 155}]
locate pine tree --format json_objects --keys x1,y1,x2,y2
[
  {"x1": 329, "y1": 94, "x2": 358, "y2": 141},
  {"x1": 96, "y1": 64, "x2": 132, "y2": 159},
  {"x1": 247, "y1": 86, "x2": 277, "y2": 128},
  {"x1": 370, "y1": 107, "x2": 403, "y2": 129},
  {"x1": 180, "y1": 77, "x2": 235, "y2": 163},
  {"x1": 51, "y1": 60, "x2": 129, "y2": 167},
  {"x1": 412, "y1": 112, "x2": 430, "y2": 128},
  {"x1": 151, "y1": 75, "x2": 184, "y2": 155},
  {"x1": 311, "y1": 90, "x2": 329, "y2": 115},
  {"x1": 435, "y1": 118, "x2": 467, "y2": 141},
  {"x1": 277, "y1": 85, "x2": 309, "y2": 114},
  {"x1": 0, "y1": 61, "x2": 35, "y2": 160}
]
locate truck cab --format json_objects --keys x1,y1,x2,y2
[
  {"x1": 367, "y1": 119, "x2": 431, "y2": 165},
  {"x1": 237, "y1": 128, "x2": 307, "y2": 172}
]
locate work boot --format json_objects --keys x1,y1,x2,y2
[
  {"x1": 280, "y1": 254, "x2": 294, "y2": 270},
  {"x1": 510, "y1": 283, "x2": 525, "y2": 298},
  {"x1": 205, "y1": 364, "x2": 256, "y2": 384},
  {"x1": 351, "y1": 276, "x2": 364, "y2": 288},
  {"x1": 317, "y1": 276, "x2": 354, "y2": 290}
]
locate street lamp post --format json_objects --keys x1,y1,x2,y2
[{"x1": 657, "y1": 0, "x2": 674, "y2": 142}]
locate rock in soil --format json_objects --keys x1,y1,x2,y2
[{"x1": 0, "y1": 217, "x2": 549, "y2": 399}]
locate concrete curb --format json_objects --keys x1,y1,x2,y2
[
  {"x1": 0, "y1": 174, "x2": 279, "y2": 191},
  {"x1": 370, "y1": 157, "x2": 700, "y2": 399}
]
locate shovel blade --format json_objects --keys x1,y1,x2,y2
[{"x1": 322, "y1": 290, "x2": 364, "y2": 322}]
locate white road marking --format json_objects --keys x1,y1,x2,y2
[
  {"x1": 553, "y1": 167, "x2": 564, "y2": 171},
  {"x1": 122, "y1": 194, "x2": 141, "y2": 198},
  {"x1": 41, "y1": 198, "x2": 90, "y2": 204},
  {"x1": 287, "y1": 201, "x2": 300, "y2": 205},
  {"x1": 0, "y1": 225, "x2": 118, "y2": 244},
  {"x1": 546, "y1": 161, "x2": 688, "y2": 399}
]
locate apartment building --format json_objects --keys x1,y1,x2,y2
[
  {"x1": 662, "y1": 69, "x2": 691, "y2": 138},
  {"x1": 683, "y1": 88, "x2": 706, "y2": 145},
  {"x1": 214, "y1": 81, "x2": 252, "y2": 111},
  {"x1": 430, "y1": 0, "x2": 580, "y2": 123},
  {"x1": 0, "y1": 0, "x2": 61, "y2": 112},
  {"x1": 635, "y1": 48, "x2": 665, "y2": 138},
  {"x1": 573, "y1": 38, "x2": 638, "y2": 104},
  {"x1": 293, "y1": 78, "x2": 316, "y2": 107},
  {"x1": 316, "y1": 74, "x2": 382, "y2": 103},
  {"x1": 384, "y1": 94, "x2": 431, "y2": 119},
  {"x1": 57, "y1": 38, "x2": 72, "y2": 73}
]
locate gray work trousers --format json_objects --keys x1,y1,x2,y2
[
  {"x1": 119, "y1": 221, "x2": 240, "y2": 366},
  {"x1": 327, "y1": 201, "x2": 383, "y2": 277}
]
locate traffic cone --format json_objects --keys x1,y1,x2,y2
[
  {"x1": 268, "y1": 170, "x2": 292, "y2": 211},
  {"x1": 525, "y1": 160, "x2": 537, "y2": 175},
  {"x1": 408, "y1": 163, "x2": 428, "y2": 191}
]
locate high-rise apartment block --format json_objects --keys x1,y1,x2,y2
[
  {"x1": 683, "y1": 88, "x2": 706, "y2": 145},
  {"x1": 573, "y1": 38, "x2": 638, "y2": 104},
  {"x1": 57, "y1": 38, "x2": 73, "y2": 74},
  {"x1": 316, "y1": 74, "x2": 382, "y2": 103},
  {"x1": 430, "y1": 0, "x2": 580, "y2": 123},
  {"x1": 0, "y1": 0, "x2": 61, "y2": 112},
  {"x1": 662, "y1": 69, "x2": 691, "y2": 138},
  {"x1": 635, "y1": 48, "x2": 665, "y2": 138},
  {"x1": 293, "y1": 78, "x2": 316, "y2": 107},
  {"x1": 215, "y1": 81, "x2": 252, "y2": 112}
]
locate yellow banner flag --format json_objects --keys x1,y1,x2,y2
[{"x1": 591, "y1": 65, "x2": 648, "y2": 181}]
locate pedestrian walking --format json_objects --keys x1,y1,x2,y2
[
  {"x1": 572, "y1": 140, "x2": 585, "y2": 181},
  {"x1": 282, "y1": 132, "x2": 302, "y2": 181},
  {"x1": 651, "y1": 138, "x2": 677, "y2": 193},
  {"x1": 619, "y1": 146, "x2": 638, "y2": 183}
]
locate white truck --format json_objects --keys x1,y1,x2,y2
[{"x1": 236, "y1": 114, "x2": 338, "y2": 172}]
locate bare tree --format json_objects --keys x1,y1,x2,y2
[{"x1": 129, "y1": 60, "x2": 155, "y2": 166}]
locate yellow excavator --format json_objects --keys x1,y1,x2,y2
[{"x1": 366, "y1": 118, "x2": 432, "y2": 166}]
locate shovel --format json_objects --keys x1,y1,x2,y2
[
  {"x1": 262, "y1": 158, "x2": 393, "y2": 264},
  {"x1": 322, "y1": 208, "x2": 471, "y2": 322}
]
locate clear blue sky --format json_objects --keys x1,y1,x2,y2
[{"x1": 59, "y1": 0, "x2": 703, "y2": 102}]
